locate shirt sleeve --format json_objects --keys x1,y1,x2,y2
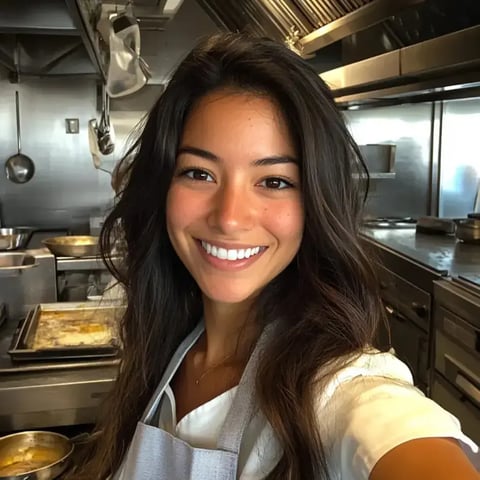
[{"x1": 315, "y1": 351, "x2": 480, "y2": 479}]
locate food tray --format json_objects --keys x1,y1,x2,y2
[{"x1": 8, "y1": 301, "x2": 124, "y2": 361}]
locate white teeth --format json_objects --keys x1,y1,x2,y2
[
  {"x1": 227, "y1": 250, "x2": 237, "y2": 261},
  {"x1": 200, "y1": 241, "x2": 263, "y2": 261}
]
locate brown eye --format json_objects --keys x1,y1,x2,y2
[
  {"x1": 183, "y1": 169, "x2": 214, "y2": 182},
  {"x1": 260, "y1": 177, "x2": 293, "y2": 189}
]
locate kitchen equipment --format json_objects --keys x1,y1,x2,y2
[
  {"x1": 0, "y1": 430, "x2": 98, "y2": 479},
  {"x1": 432, "y1": 279, "x2": 480, "y2": 445},
  {"x1": 106, "y1": 6, "x2": 151, "y2": 98},
  {"x1": 416, "y1": 216, "x2": 456, "y2": 235},
  {"x1": 8, "y1": 301, "x2": 122, "y2": 361},
  {"x1": 0, "y1": 252, "x2": 37, "y2": 273},
  {"x1": 5, "y1": 92, "x2": 35, "y2": 184},
  {"x1": 88, "y1": 119, "x2": 112, "y2": 176},
  {"x1": 0, "y1": 227, "x2": 34, "y2": 250},
  {"x1": 375, "y1": 264, "x2": 431, "y2": 395},
  {"x1": 42, "y1": 236, "x2": 99, "y2": 257},
  {"x1": 97, "y1": 85, "x2": 115, "y2": 156},
  {"x1": 454, "y1": 218, "x2": 480, "y2": 244},
  {"x1": 0, "y1": 430, "x2": 72, "y2": 478}
]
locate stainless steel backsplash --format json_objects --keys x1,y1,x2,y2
[
  {"x1": 346, "y1": 98, "x2": 480, "y2": 219},
  {"x1": 0, "y1": 0, "x2": 219, "y2": 232}
]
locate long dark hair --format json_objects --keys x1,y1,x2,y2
[{"x1": 73, "y1": 32, "x2": 383, "y2": 479}]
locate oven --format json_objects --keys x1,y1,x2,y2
[
  {"x1": 432, "y1": 278, "x2": 480, "y2": 445},
  {"x1": 375, "y1": 265, "x2": 431, "y2": 395}
]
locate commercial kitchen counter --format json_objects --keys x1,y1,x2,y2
[
  {"x1": 361, "y1": 228, "x2": 480, "y2": 292},
  {"x1": 0, "y1": 319, "x2": 117, "y2": 433}
]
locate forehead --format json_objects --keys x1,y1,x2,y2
[{"x1": 180, "y1": 90, "x2": 296, "y2": 159}]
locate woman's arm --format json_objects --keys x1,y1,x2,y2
[{"x1": 370, "y1": 438, "x2": 480, "y2": 480}]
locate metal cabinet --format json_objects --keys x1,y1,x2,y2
[{"x1": 376, "y1": 265, "x2": 432, "y2": 395}]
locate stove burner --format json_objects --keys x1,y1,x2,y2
[{"x1": 363, "y1": 217, "x2": 417, "y2": 229}]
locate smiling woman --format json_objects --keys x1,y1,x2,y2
[
  {"x1": 166, "y1": 92, "x2": 303, "y2": 305},
  {"x1": 69, "y1": 33, "x2": 479, "y2": 480}
]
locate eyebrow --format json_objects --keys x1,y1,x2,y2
[{"x1": 177, "y1": 146, "x2": 297, "y2": 166}]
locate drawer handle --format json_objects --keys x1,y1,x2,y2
[
  {"x1": 411, "y1": 302, "x2": 428, "y2": 318},
  {"x1": 455, "y1": 373, "x2": 480, "y2": 406}
]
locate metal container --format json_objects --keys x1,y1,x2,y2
[
  {"x1": 0, "y1": 227, "x2": 34, "y2": 250},
  {"x1": 8, "y1": 301, "x2": 122, "y2": 361},
  {"x1": 42, "y1": 236, "x2": 99, "y2": 257},
  {"x1": 454, "y1": 219, "x2": 480, "y2": 244},
  {"x1": 0, "y1": 252, "x2": 37, "y2": 277},
  {"x1": 0, "y1": 430, "x2": 73, "y2": 479}
]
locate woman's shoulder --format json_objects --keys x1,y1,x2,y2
[
  {"x1": 317, "y1": 347, "x2": 414, "y2": 408},
  {"x1": 313, "y1": 348, "x2": 479, "y2": 478}
]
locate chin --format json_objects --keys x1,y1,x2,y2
[{"x1": 201, "y1": 284, "x2": 258, "y2": 306}]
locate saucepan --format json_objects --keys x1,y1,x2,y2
[
  {"x1": 0, "y1": 430, "x2": 97, "y2": 479},
  {"x1": 454, "y1": 218, "x2": 480, "y2": 244}
]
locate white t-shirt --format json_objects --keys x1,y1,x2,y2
[{"x1": 158, "y1": 350, "x2": 479, "y2": 479}]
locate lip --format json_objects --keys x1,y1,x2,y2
[{"x1": 195, "y1": 239, "x2": 267, "y2": 271}]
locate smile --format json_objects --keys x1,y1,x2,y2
[{"x1": 200, "y1": 240, "x2": 266, "y2": 261}]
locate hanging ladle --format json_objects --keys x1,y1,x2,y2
[{"x1": 5, "y1": 91, "x2": 35, "y2": 184}]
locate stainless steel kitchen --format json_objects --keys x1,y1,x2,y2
[{"x1": 0, "y1": 0, "x2": 479, "y2": 478}]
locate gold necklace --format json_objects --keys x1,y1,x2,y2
[{"x1": 194, "y1": 353, "x2": 235, "y2": 385}]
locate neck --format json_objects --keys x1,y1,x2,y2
[{"x1": 200, "y1": 296, "x2": 260, "y2": 365}]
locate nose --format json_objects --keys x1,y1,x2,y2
[{"x1": 207, "y1": 180, "x2": 255, "y2": 234}]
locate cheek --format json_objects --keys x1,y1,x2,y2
[
  {"x1": 263, "y1": 200, "x2": 304, "y2": 244},
  {"x1": 166, "y1": 185, "x2": 194, "y2": 230}
]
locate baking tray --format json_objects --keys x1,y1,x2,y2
[{"x1": 8, "y1": 301, "x2": 123, "y2": 361}]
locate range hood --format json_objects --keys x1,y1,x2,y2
[
  {"x1": 0, "y1": 0, "x2": 183, "y2": 80},
  {"x1": 320, "y1": 23, "x2": 480, "y2": 107},
  {"x1": 197, "y1": 0, "x2": 480, "y2": 105},
  {"x1": 0, "y1": 0, "x2": 105, "y2": 79}
]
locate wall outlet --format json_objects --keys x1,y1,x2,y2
[{"x1": 65, "y1": 118, "x2": 79, "y2": 134}]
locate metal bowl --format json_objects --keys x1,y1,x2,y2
[
  {"x1": 42, "y1": 236, "x2": 99, "y2": 258},
  {"x1": 0, "y1": 430, "x2": 73, "y2": 479},
  {"x1": 0, "y1": 227, "x2": 34, "y2": 251}
]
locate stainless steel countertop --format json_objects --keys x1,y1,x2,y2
[
  {"x1": 361, "y1": 228, "x2": 480, "y2": 277},
  {"x1": 0, "y1": 319, "x2": 117, "y2": 432}
]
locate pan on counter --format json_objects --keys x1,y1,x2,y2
[
  {"x1": 0, "y1": 430, "x2": 98, "y2": 479},
  {"x1": 42, "y1": 236, "x2": 99, "y2": 257}
]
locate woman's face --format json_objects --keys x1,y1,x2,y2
[{"x1": 166, "y1": 90, "x2": 304, "y2": 305}]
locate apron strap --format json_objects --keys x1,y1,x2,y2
[
  {"x1": 216, "y1": 322, "x2": 275, "y2": 454},
  {"x1": 142, "y1": 321, "x2": 205, "y2": 424}
]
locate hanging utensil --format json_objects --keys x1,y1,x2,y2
[
  {"x1": 88, "y1": 118, "x2": 112, "y2": 176},
  {"x1": 5, "y1": 91, "x2": 35, "y2": 184},
  {"x1": 97, "y1": 84, "x2": 115, "y2": 155}
]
